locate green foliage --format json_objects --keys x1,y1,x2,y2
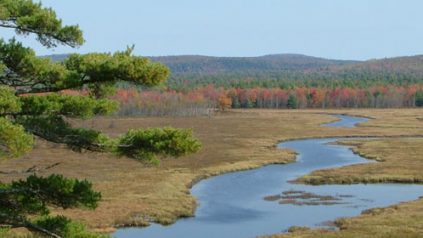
[
  {"x1": 0, "y1": 39, "x2": 169, "y2": 95},
  {"x1": 0, "y1": 86, "x2": 21, "y2": 114},
  {"x1": 20, "y1": 94, "x2": 119, "y2": 119},
  {"x1": 287, "y1": 94, "x2": 298, "y2": 109},
  {"x1": 64, "y1": 49, "x2": 169, "y2": 88},
  {"x1": 0, "y1": 227, "x2": 10, "y2": 236},
  {"x1": 59, "y1": 96, "x2": 116, "y2": 118},
  {"x1": 0, "y1": 38, "x2": 72, "y2": 92},
  {"x1": 88, "y1": 82, "x2": 117, "y2": 99},
  {"x1": 0, "y1": 0, "x2": 201, "y2": 236},
  {"x1": 0, "y1": 0, "x2": 84, "y2": 48},
  {"x1": 17, "y1": 116, "x2": 111, "y2": 152},
  {"x1": 35, "y1": 216, "x2": 109, "y2": 238},
  {"x1": 232, "y1": 98, "x2": 241, "y2": 108},
  {"x1": 34, "y1": 216, "x2": 73, "y2": 237},
  {"x1": 18, "y1": 116, "x2": 202, "y2": 163},
  {"x1": 19, "y1": 95, "x2": 61, "y2": 117},
  {"x1": 12, "y1": 174, "x2": 99, "y2": 209},
  {"x1": 416, "y1": 91, "x2": 423, "y2": 107},
  {"x1": 116, "y1": 127, "x2": 202, "y2": 164},
  {"x1": 0, "y1": 117, "x2": 33, "y2": 158},
  {"x1": 245, "y1": 100, "x2": 254, "y2": 108},
  {"x1": 0, "y1": 174, "x2": 100, "y2": 226}
]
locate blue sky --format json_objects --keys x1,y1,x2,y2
[{"x1": 1, "y1": 0, "x2": 422, "y2": 60}]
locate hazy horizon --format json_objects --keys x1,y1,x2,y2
[
  {"x1": 2, "y1": 0, "x2": 423, "y2": 60},
  {"x1": 45, "y1": 52, "x2": 423, "y2": 62}
]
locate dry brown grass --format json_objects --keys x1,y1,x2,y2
[
  {"x1": 0, "y1": 109, "x2": 422, "y2": 233},
  {"x1": 298, "y1": 138, "x2": 423, "y2": 184}
]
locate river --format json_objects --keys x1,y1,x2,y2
[{"x1": 114, "y1": 114, "x2": 422, "y2": 238}]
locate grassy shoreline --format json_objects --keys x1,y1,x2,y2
[
  {"x1": 1, "y1": 109, "x2": 422, "y2": 236},
  {"x1": 297, "y1": 138, "x2": 423, "y2": 185},
  {"x1": 264, "y1": 137, "x2": 423, "y2": 238}
]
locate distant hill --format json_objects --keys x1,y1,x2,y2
[
  {"x1": 151, "y1": 54, "x2": 423, "y2": 88},
  {"x1": 329, "y1": 55, "x2": 423, "y2": 75},
  {"x1": 149, "y1": 54, "x2": 359, "y2": 75},
  {"x1": 43, "y1": 53, "x2": 423, "y2": 89},
  {"x1": 46, "y1": 53, "x2": 358, "y2": 72},
  {"x1": 46, "y1": 54, "x2": 70, "y2": 62}
]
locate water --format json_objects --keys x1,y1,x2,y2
[
  {"x1": 114, "y1": 115, "x2": 421, "y2": 238},
  {"x1": 322, "y1": 114, "x2": 369, "y2": 128}
]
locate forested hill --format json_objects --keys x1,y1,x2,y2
[
  {"x1": 330, "y1": 55, "x2": 423, "y2": 75},
  {"x1": 153, "y1": 54, "x2": 423, "y2": 89},
  {"x1": 148, "y1": 54, "x2": 359, "y2": 74},
  {"x1": 46, "y1": 54, "x2": 423, "y2": 89}
]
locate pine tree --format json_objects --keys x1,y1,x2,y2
[
  {"x1": 416, "y1": 91, "x2": 423, "y2": 107},
  {"x1": 287, "y1": 94, "x2": 298, "y2": 109},
  {"x1": 0, "y1": 0, "x2": 201, "y2": 236}
]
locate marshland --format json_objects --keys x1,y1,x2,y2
[{"x1": 1, "y1": 1, "x2": 423, "y2": 238}]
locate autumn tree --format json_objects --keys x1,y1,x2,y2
[
  {"x1": 0, "y1": 0, "x2": 201, "y2": 237},
  {"x1": 218, "y1": 94, "x2": 232, "y2": 111}
]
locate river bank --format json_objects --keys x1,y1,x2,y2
[
  {"x1": 115, "y1": 135, "x2": 423, "y2": 238},
  {"x1": 1, "y1": 109, "x2": 422, "y2": 235},
  {"x1": 263, "y1": 137, "x2": 423, "y2": 238},
  {"x1": 114, "y1": 114, "x2": 423, "y2": 238}
]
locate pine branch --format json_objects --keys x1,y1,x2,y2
[
  {"x1": 0, "y1": 163, "x2": 61, "y2": 175},
  {"x1": 24, "y1": 220, "x2": 62, "y2": 238},
  {"x1": 0, "y1": 20, "x2": 79, "y2": 48}
]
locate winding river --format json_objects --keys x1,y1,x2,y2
[{"x1": 114, "y1": 114, "x2": 422, "y2": 238}]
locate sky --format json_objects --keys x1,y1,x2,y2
[{"x1": 1, "y1": 0, "x2": 423, "y2": 60}]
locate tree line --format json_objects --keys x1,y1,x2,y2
[
  {"x1": 108, "y1": 85, "x2": 423, "y2": 115},
  {"x1": 167, "y1": 73, "x2": 423, "y2": 91}
]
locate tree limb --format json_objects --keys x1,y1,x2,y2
[
  {"x1": 0, "y1": 21, "x2": 78, "y2": 48},
  {"x1": 14, "y1": 76, "x2": 95, "y2": 95},
  {"x1": 24, "y1": 220, "x2": 62, "y2": 238},
  {"x1": 0, "y1": 163, "x2": 61, "y2": 175}
]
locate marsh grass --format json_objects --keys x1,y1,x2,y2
[
  {"x1": 298, "y1": 138, "x2": 423, "y2": 185},
  {"x1": 1, "y1": 109, "x2": 422, "y2": 235},
  {"x1": 265, "y1": 190, "x2": 345, "y2": 206},
  {"x1": 263, "y1": 137, "x2": 423, "y2": 238}
]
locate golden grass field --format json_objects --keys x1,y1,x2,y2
[
  {"x1": 1, "y1": 109, "x2": 423, "y2": 237},
  {"x1": 298, "y1": 138, "x2": 423, "y2": 184}
]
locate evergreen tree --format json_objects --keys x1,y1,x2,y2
[
  {"x1": 0, "y1": 0, "x2": 201, "y2": 237},
  {"x1": 287, "y1": 94, "x2": 298, "y2": 109},
  {"x1": 416, "y1": 91, "x2": 423, "y2": 107}
]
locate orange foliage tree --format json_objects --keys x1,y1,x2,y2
[{"x1": 218, "y1": 94, "x2": 232, "y2": 111}]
